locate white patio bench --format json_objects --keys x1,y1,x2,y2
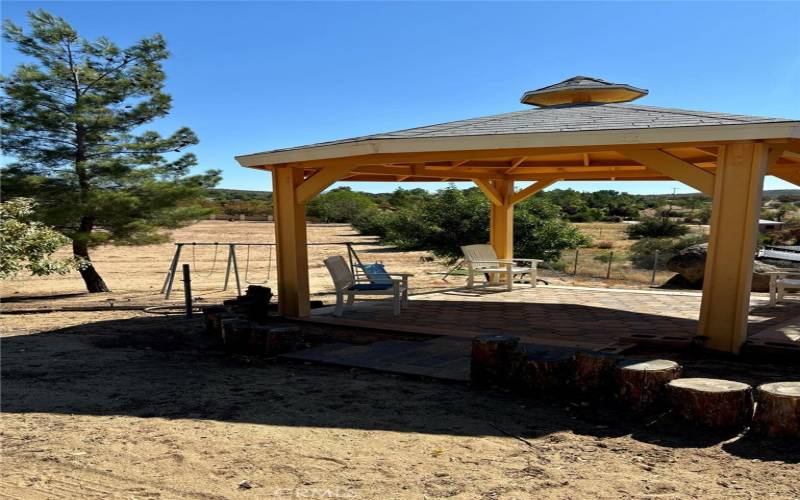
[
  {"x1": 324, "y1": 255, "x2": 412, "y2": 316},
  {"x1": 461, "y1": 244, "x2": 542, "y2": 292},
  {"x1": 766, "y1": 269, "x2": 800, "y2": 306}
]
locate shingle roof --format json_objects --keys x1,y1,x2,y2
[{"x1": 252, "y1": 103, "x2": 794, "y2": 156}]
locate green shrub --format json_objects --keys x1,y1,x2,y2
[{"x1": 626, "y1": 217, "x2": 689, "y2": 239}]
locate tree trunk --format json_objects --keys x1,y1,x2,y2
[
  {"x1": 615, "y1": 359, "x2": 682, "y2": 413},
  {"x1": 471, "y1": 335, "x2": 519, "y2": 387},
  {"x1": 73, "y1": 238, "x2": 109, "y2": 293},
  {"x1": 574, "y1": 351, "x2": 620, "y2": 399},
  {"x1": 667, "y1": 378, "x2": 753, "y2": 432},
  {"x1": 751, "y1": 382, "x2": 800, "y2": 438}
]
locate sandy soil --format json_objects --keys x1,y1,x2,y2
[
  {"x1": 2, "y1": 311, "x2": 799, "y2": 499},
  {"x1": 0, "y1": 221, "x2": 456, "y2": 310},
  {"x1": 0, "y1": 220, "x2": 680, "y2": 313}
]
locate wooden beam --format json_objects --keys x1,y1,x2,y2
[
  {"x1": 295, "y1": 164, "x2": 354, "y2": 203},
  {"x1": 490, "y1": 180, "x2": 515, "y2": 260},
  {"x1": 617, "y1": 149, "x2": 715, "y2": 196},
  {"x1": 272, "y1": 166, "x2": 310, "y2": 318},
  {"x1": 698, "y1": 143, "x2": 768, "y2": 353},
  {"x1": 505, "y1": 157, "x2": 527, "y2": 174},
  {"x1": 474, "y1": 179, "x2": 504, "y2": 206},
  {"x1": 582, "y1": 153, "x2": 590, "y2": 166},
  {"x1": 509, "y1": 180, "x2": 557, "y2": 205},
  {"x1": 259, "y1": 140, "x2": 744, "y2": 171},
  {"x1": 353, "y1": 165, "x2": 506, "y2": 180}
]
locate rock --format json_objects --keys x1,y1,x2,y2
[
  {"x1": 666, "y1": 244, "x2": 709, "y2": 283},
  {"x1": 665, "y1": 244, "x2": 780, "y2": 292}
]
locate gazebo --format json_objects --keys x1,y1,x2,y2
[{"x1": 236, "y1": 76, "x2": 800, "y2": 353}]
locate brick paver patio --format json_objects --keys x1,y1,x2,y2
[{"x1": 307, "y1": 285, "x2": 800, "y2": 350}]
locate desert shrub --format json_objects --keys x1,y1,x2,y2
[
  {"x1": 306, "y1": 187, "x2": 376, "y2": 223},
  {"x1": 593, "y1": 250, "x2": 627, "y2": 264},
  {"x1": 514, "y1": 197, "x2": 592, "y2": 262},
  {"x1": 626, "y1": 217, "x2": 689, "y2": 239},
  {"x1": 353, "y1": 186, "x2": 590, "y2": 263}
]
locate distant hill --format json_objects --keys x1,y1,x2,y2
[{"x1": 208, "y1": 188, "x2": 272, "y2": 202}]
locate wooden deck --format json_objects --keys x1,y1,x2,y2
[{"x1": 301, "y1": 285, "x2": 800, "y2": 351}]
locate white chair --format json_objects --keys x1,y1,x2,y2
[
  {"x1": 323, "y1": 256, "x2": 412, "y2": 317},
  {"x1": 767, "y1": 270, "x2": 800, "y2": 306},
  {"x1": 461, "y1": 244, "x2": 541, "y2": 291}
]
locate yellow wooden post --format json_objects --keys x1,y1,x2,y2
[
  {"x1": 698, "y1": 143, "x2": 768, "y2": 353},
  {"x1": 489, "y1": 180, "x2": 515, "y2": 259},
  {"x1": 272, "y1": 165, "x2": 310, "y2": 317}
]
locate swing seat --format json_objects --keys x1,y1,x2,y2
[{"x1": 324, "y1": 256, "x2": 413, "y2": 317}]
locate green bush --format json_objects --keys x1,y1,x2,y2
[
  {"x1": 626, "y1": 217, "x2": 689, "y2": 239},
  {"x1": 350, "y1": 186, "x2": 590, "y2": 263},
  {"x1": 306, "y1": 187, "x2": 376, "y2": 223}
]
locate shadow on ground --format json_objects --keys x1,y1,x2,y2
[{"x1": 2, "y1": 314, "x2": 798, "y2": 463}]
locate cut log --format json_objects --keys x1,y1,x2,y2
[
  {"x1": 668, "y1": 378, "x2": 753, "y2": 432},
  {"x1": 512, "y1": 348, "x2": 575, "y2": 396},
  {"x1": 201, "y1": 306, "x2": 227, "y2": 335},
  {"x1": 751, "y1": 382, "x2": 800, "y2": 438},
  {"x1": 221, "y1": 318, "x2": 253, "y2": 353},
  {"x1": 471, "y1": 335, "x2": 519, "y2": 387},
  {"x1": 574, "y1": 351, "x2": 620, "y2": 398},
  {"x1": 615, "y1": 359, "x2": 681, "y2": 412},
  {"x1": 249, "y1": 325, "x2": 301, "y2": 355}
]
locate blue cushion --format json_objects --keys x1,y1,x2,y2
[
  {"x1": 360, "y1": 263, "x2": 393, "y2": 285},
  {"x1": 348, "y1": 283, "x2": 394, "y2": 291}
]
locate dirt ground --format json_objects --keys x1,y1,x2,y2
[
  {"x1": 0, "y1": 220, "x2": 672, "y2": 313},
  {"x1": 2, "y1": 310, "x2": 799, "y2": 499}
]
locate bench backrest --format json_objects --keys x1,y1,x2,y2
[
  {"x1": 461, "y1": 244, "x2": 498, "y2": 269},
  {"x1": 324, "y1": 255, "x2": 354, "y2": 289}
]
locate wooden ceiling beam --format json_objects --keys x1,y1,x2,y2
[
  {"x1": 260, "y1": 140, "x2": 740, "y2": 171},
  {"x1": 504, "y1": 156, "x2": 527, "y2": 174},
  {"x1": 616, "y1": 149, "x2": 715, "y2": 196},
  {"x1": 509, "y1": 180, "x2": 557, "y2": 205},
  {"x1": 473, "y1": 179, "x2": 505, "y2": 206}
]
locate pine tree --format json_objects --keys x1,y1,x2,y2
[{"x1": 1, "y1": 10, "x2": 220, "y2": 292}]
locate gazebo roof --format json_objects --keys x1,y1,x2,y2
[{"x1": 236, "y1": 77, "x2": 799, "y2": 185}]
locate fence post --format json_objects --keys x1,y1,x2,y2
[
  {"x1": 182, "y1": 264, "x2": 193, "y2": 318},
  {"x1": 606, "y1": 251, "x2": 613, "y2": 279},
  {"x1": 573, "y1": 248, "x2": 579, "y2": 276},
  {"x1": 650, "y1": 250, "x2": 659, "y2": 286}
]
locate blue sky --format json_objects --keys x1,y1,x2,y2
[{"x1": 3, "y1": 1, "x2": 799, "y2": 195}]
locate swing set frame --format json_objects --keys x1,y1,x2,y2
[{"x1": 160, "y1": 241, "x2": 365, "y2": 300}]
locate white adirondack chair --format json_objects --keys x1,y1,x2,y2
[
  {"x1": 324, "y1": 255, "x2": 412, "y2": 317},
  {"x1": 767, "y1": 270, "x2": 800, "y2": 306},
  {"x1": 461, "y1": 244, "x2": 541, "y2": 291}
]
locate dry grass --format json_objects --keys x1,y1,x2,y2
[{"x1": 1, "y1": 220, "x2": 688, "y2": 310}]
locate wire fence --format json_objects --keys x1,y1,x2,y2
[{"x1": 539, "y1": 247, "x2": 681, "y2": 287}]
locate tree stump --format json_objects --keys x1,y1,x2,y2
[
  {"x1": 471, "y1": 335, "x2": 519, "y2": 387},
  {"x1": 512, "y1": 348, "x2": 575, "y2": 397},
  {"x1": 668, "y1": 378, "x2": 753, "y2": 432},
  {"x1": 615, "y1": 359, "x2": 681, "y2": 412},
  {"x1": 221, "y1": 318, "x2": 253, "y2": 353},
  {"x1": 751, "y1": 382, "x2": 800, "y2": 438},
  {"x1": 249, "y1": 325, "x2": 301, "y2": 355},
  {"x1": 201, "y1": 306, "x2": 227, "y2": 336},
  {"x1": 574, "y1": 351, "x2": 620, "y2": 398}
]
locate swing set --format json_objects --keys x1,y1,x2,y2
[{"x1": 160, "y1": 241, "x2": 365, "y2": 300}]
